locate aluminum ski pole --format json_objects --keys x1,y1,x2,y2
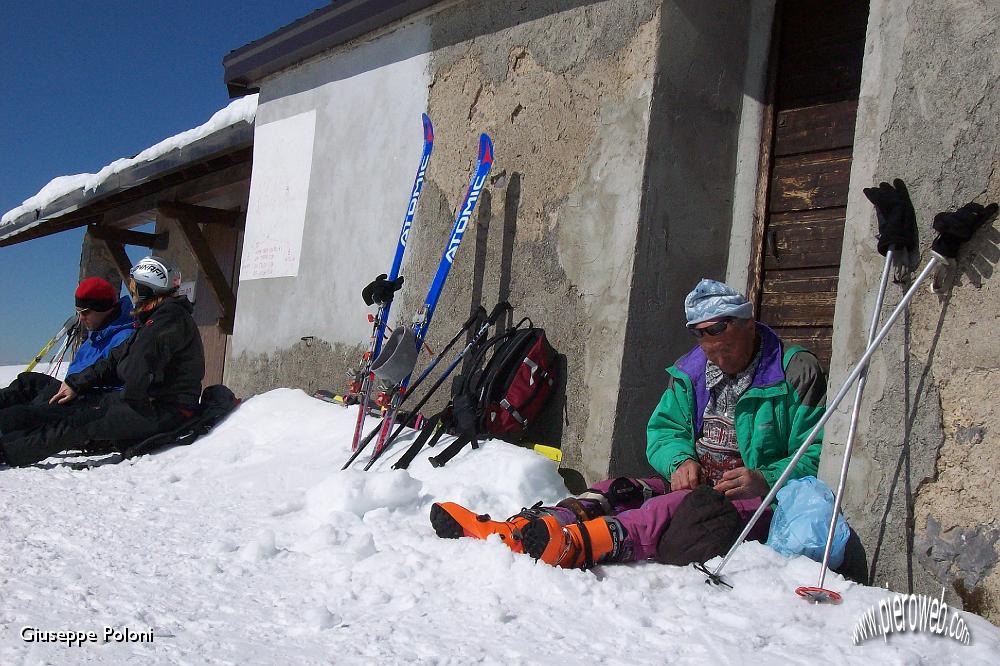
[
  {"x1": 25, "y1": 314, "x2": 78, "y2": 373},
  {"x1": 709, "y1": 251, "x2": 946, "y2": 584},
  {"x1": 815, "y1": 249, "x2": 894, "y2": 589},
  {"x1": 341, "y1": 307, "x2": 484, "y2": 470},
  {"x1": 369, "y1": 301, "x2": 510, "y2": 470}
]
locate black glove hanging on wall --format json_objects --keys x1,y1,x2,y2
[
  {"x1": 362, "y1": 273, "x2": 405, "y2": 306},
  {"x1": 862, "y1": 178, "x2": 917, "y2": 256},
  {"x1": 931, "y1": 201, "x2": 998, "y2": 258}
]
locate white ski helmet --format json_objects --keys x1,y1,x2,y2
[{"x1": 130, "y1": 256, "x2": 181, "y2": 300}]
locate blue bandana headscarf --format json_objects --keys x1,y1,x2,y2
[{"x1": 684, "y1": 279, "x2": 754, "y2": 326}]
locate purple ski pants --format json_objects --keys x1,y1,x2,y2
[{"x1": 547, "y1": 477, "x2": 772, "y2": 563}]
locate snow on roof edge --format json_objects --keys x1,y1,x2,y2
[{"x1": 1, "y1": 94, "x2": 259, "y2": 228}]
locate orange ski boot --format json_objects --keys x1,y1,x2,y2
[
  {"x1": 520, "y1": 515, "x2": 617, "y2": 569},
  {"x1": 430, "y1": 502, "x2": 543, "y2": 554}
]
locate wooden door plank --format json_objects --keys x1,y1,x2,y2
[
  {"x1": 770, "y1": 326, "x2": 833, "y2": 368},
  {"x1": 759, "y1": 293, "x2": 837, "y2": 327},
  {"x1": 763, "y1": 208, "x2": 847, "y2": 268},
  {"x1": 774, "y1": 100, "x2": 859, "y2": 156},
  {"x1": 769, "y1": 149, "x2": 853, "y2": 212},
  {"x1": 762, "y1": 267, "x2": 839, "y2": 293}
]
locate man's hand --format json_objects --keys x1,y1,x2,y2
[
  {"x1": 49, "y1": 382, "x2": 77, "y2": 405},
  {"x1": 670, "y1": 459, "x2": 703, "y2": 491},
  {"x1": 714, "y1": 467, "x2": 769, "y2": 500}
]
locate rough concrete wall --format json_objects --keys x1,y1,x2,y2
[
  {"x1": 609, "y1": 0, "x2": 757, "y2": 477},
  {"x1": 394, "y1": 0, "x2": 661, "y2": 483},
  {"x1": 821, "y1": 0, "x2": 1000, "y2": 625}
]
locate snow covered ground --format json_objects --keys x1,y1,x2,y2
[
  {"x1": 1, "y1": 387, "x2": 998, "y2": 664},
  {"x1": 0, "y1": 363, "x2": 66, "y2": 386}
]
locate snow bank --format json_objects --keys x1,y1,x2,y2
[
  {"x1": 1, "y1": 388, "x2": 997, "y2": 664},
  {"x1": 0, "y1": 363, "x2": 67, "y2": 385},
  {"x1": 1, "y1": 94, "x2": 258, "y2": 226}
]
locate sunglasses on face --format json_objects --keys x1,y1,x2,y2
[
  {"x1": 75, "y1": 307, "x2": 92, "y2": 315},
  {"x1": 689, "y1": 318, "x2": 735, "y2": 338}
]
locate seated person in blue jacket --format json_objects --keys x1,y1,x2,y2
[
  {"x1": 429, "y1": 279, "x2": 827, "y2": 570},
  {"x1": 0, "y1": 257, "x2": 204, "y2": 468},
  {"x1": 0, "y1": 277, "x2": 134, "y2": 409}
]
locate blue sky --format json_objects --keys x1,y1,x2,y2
[{"x1": 0, "y1": 1, "x2": 330, "y2": 365}]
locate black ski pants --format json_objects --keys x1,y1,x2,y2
[
  {"x1": 0, "y1": 371, "x2": 61, "y2": 410},
  {"x1": 0, "y1": 392, "x2": 187, "y2": 467}
]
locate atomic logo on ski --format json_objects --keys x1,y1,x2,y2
[{"x1": 445, "y1": 135, "x2": 493, "y2": 265}]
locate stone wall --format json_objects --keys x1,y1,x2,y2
[
  {"x1": 821, "y1": 0, "x2": 1000, "y2": 625},
  {"x1": 227, "y1": 0, "x2": 665, "y2": 484},
  {"x1": 410, "y1": 0, "x2": 661, "y2": 482}
]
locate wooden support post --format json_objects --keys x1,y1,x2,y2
[
  {"x1": 89, "y1": 224, "x2": 169, "y2": 250},
  {"x1": 102, "y1": 240, "x2": 134, "y2": 284},
  {"x1": 172, "y1": 217, "x2": 237, "y2": 334}
]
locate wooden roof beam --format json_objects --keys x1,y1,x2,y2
[
  {"x1": 157, "y1": 201, "x2": 243, "y2": 228},
  {"x1": 88, "y1": 224, "x2": 169, "y2": 250},
  {"x1": 101, "y1": 240, "x2": 134, "y2": 285}
]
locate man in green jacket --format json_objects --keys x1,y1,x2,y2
[
  {"x1": 648, "y1": 278, "x2": 827, "y2": 497},
  {"x1": 430, "y1": 279, "x2": 827, "y2": 570}
]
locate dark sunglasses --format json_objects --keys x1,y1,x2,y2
[{"x1": 689, "y1": 318, "x2": 734, "y2": 338}]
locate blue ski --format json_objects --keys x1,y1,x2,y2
[{"x1": 349, "y1": 114, "x2": 434, "y2": 452}]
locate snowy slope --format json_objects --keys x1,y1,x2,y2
[
  {"x1": 0, "y1": 363, "x2": 67, "y2": 386},
  {"x1": 1, "y1": 388, "x2": 997, "y2": 664}
]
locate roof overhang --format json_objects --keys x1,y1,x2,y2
[
  {"x1": 0, "y1": 121, "x2": 254, "y2": 248},
  {"x1": 223, "y1": 0, "x2": 442, "y2": 97}
]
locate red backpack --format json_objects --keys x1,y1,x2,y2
[{"x1": 473, "y1": 324, "x2": 558, "y2": 438}]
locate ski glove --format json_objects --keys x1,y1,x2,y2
[
  {"x1": 931, "y1": 201, "x2": 998, "y2": 258},
  {"x1": 362, "y1": 274, "x2": 405, "y2": 306},
  {"x1": 862, "y1": 178, "x2": 917, "y2": 256}
]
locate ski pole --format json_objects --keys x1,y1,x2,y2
[
  {"x1": 367, "y1": 301, "x2": 511, "y2": 470},
  {"x1": 709, "y1": 251, "x2": 947, "y2": 584},
  {"x1": 47, "y1": 322, "x2": 77, "y2": 378},
  {"x1": 25, "y1": 314, "x2": 78, "y2": 373},
  {"x1": 342, "y1": 306, "x2": 485, "y2": 470},
  {"x1": 815, "y1": 249, "x2": 894, "y2": 589}
]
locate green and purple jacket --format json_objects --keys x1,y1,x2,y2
[{"x1": 646, "y1": 324, "x2": 827, "y2": 488}]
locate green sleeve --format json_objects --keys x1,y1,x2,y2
[
  {"x1": 756, "y1": 350, "x2": 827, "y2": 486},
  {"x1": 646, "y1": 372, "x2": 698, "y2": 478}
]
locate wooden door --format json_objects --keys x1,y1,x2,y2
[{"x1": 750, "y1": 0, "x2": 869, "y2": 369}]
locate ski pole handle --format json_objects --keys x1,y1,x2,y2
[{"x1": 487, "y1": 301, "x2": 512, "y2": 326}]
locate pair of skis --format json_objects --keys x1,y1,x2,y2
[
  {"x1": 347, "y1": 115, "x2": 494, "y2": 470},
  {"x1": 349, "y1": 114, "x2": 434, "y2": 454}
]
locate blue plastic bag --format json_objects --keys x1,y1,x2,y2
[{"x1": 766, "y1": 476, "x2": 850, "y2": 569}]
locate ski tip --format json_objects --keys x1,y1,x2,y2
[
  {"x1": 479, "y1": 133, "x2": 493, "y2": 165},
  {"x1": 422, "y1": 113, "x2": 433, "y2": 142}
]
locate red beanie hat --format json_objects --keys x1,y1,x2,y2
[{"x1": 75, "y1": 277, "x2": 118, "y2": 312}]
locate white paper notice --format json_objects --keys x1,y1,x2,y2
[{"x1": 240, "y1": 110, "x2": 316, "y2": 280}]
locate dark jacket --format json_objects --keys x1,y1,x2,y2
[
  {"x1": 66, "y1": 295, "x2": 136, "y2": 380},
  {"x1": 646, "y1": 324, "x2": 827, "y2": 487},
  {"x1": 66, "y1": 296, "x2": 205, "y2": 406}
]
